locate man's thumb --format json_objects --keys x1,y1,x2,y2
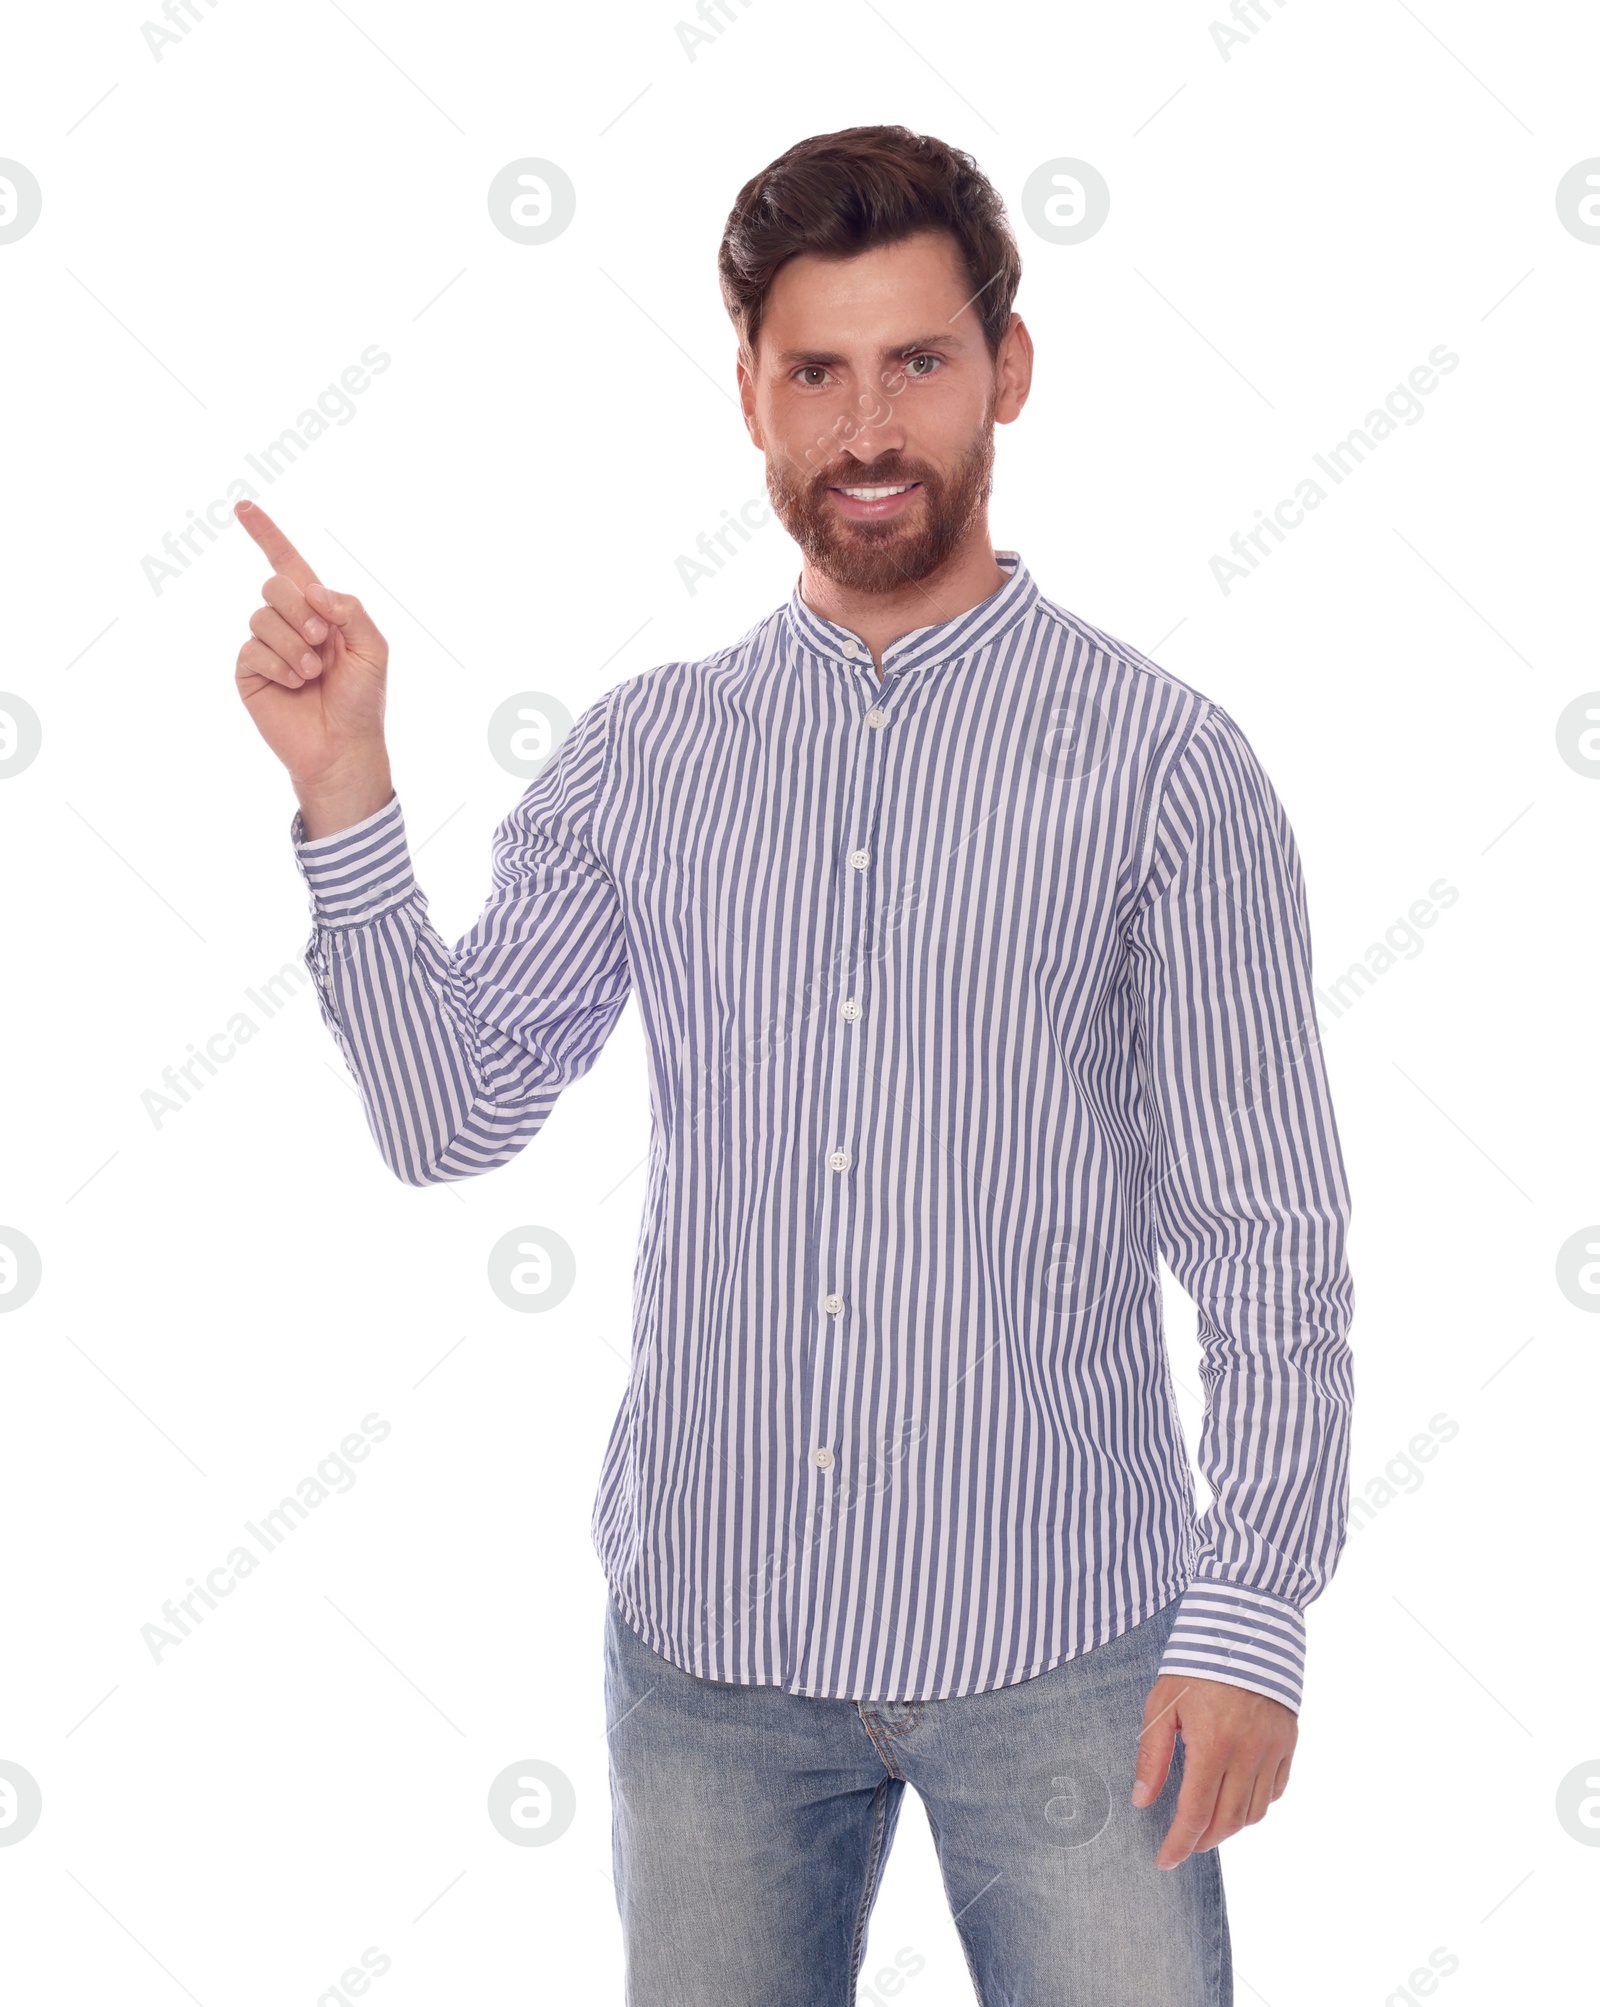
[{"x1": 306, "y1": 578, "x2": 370, "y2": 635}]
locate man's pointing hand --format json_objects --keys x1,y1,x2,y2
[{"x1": 233, "y1": 499, "x2": 393, "y2": 838}]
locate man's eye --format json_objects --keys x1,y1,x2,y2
[
  {"x1": 796, "y1": 366, "x2": 829, "y2": 386},
  {"x1": 904, "y1": 354, "x2": 940, "y2": 376}
]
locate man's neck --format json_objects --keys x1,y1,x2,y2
[{"x1": 798, "y1": 524, "x2": 1010, "y2": 677}]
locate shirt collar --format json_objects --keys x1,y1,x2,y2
[{"x1": 782, "y1": 549, "x2": 1039, "y2": 676}]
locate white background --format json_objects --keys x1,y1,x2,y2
[{"x1": 2, "y1": 1, "x2": 1597, "y2": 2001}]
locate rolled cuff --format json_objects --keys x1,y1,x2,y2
[
  {"x1": 1155, "y1": 1580, "x2": 1308, "y2": 1713},
  {"x1": 290, "y1": 791, "x2": 415, "y2": 926}
]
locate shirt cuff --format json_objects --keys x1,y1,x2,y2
[
  {"x1": 1155, "y1": 1580, "x2": 1308, "y2": 1713},
  {"x1": 289, "y1": 791, "x2": 415, "y2": 926}
]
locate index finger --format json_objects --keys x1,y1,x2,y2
[
  {"x1": 1157, "y1": 1755, "x2": 1223, "y2": 1870},
  {"x1": 234, "y1": 499, "x2": 321, "y2": 588}
]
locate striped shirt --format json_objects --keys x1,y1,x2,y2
[{"x1": 290, "y1": 550, "x2": 1354, "y2": 1711}]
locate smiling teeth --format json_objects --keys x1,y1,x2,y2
[{"x1": 840, "y1": 483, "x2": 914, "y2": 499}]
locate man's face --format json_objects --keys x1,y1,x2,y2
[{"x1": 737, "y1": 229, "x2": 1027, "y2": 595}]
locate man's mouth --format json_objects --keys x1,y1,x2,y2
[{"x1": 828, "y1": 480, "x2": 922, "y2": 521}]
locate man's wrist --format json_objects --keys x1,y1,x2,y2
[
  {"x1": 295, "y1": 759, "x2": 395, "y2": 841},
  {"x1": 290, "y1": 787, "x2": 414, "y2": 926}
]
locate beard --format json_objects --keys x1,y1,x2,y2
[{"x1": 764, "y1": 402, "x2": 997, "y2": 597}]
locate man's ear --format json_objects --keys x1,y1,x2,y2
[
  {"x1": 736, "y1": 350, "x2": 765, "y2": 450},
  {"x1": 995, "y1": 313, "x2": 1034, "y2": 426}
]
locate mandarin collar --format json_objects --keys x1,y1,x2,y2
[{"x1": 783, "y1": 550, "x2": 1038, "y2": 675}]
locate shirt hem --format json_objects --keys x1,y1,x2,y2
[{"x1": 599, "y1": 1564, "x2": 1196, "y2": 1703}]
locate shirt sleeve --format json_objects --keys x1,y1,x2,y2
[
  {"x1": 289, "y1": 687, "x2": 632, "y2": 1185},
  {"x1": 1124, "y1": 701, "x2": 1355, "y2": 1713}
]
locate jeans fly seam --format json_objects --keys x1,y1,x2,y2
[{"x1": 854, "y1": 1706, "x2": 907, "y2": 1779}]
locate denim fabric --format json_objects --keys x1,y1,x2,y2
[{"x1": 603, "y1": 1591, "x2": 1231, "y2": 2005}]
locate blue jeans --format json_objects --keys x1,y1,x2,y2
[{"x1": 603, "y1": 1590, "x2": 1231, "y2": 2005}]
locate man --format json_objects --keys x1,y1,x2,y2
[{"x1": 233, "y1": 124, "x2": 1353, "y2": 2006}]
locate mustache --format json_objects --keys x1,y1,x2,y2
[{"x1": 813, "y1": 464, "x2": 929, "y2": 490}]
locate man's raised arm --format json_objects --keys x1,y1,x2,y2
[{"x1": 233, "y1": 500, "x2": 632, "y2": 1185}]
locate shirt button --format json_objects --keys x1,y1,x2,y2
[
  {"x1": 850, "y1": 848, "x2": 870, "y2": 870},
  {"x1": 840, "y1": 639, "x2": 859, "y2": 659},
  {"x1": 824, "y1": 1293, "x2": 843, "y2": 1315},
  {"x1": 865, "y1": 708, "x2": 887, "y2": 728},
  {"x1": 813, "y1": 1446, "x2": 835, "y2": 1470},
  {"x1": 829, "y1": 1149, "x2": 848, "y2": 1170},
  {"x1": 842, "y1": 998, "x2": 860, "y2": 1021}
]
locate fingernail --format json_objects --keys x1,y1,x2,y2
[
  {"x1": 304, "y1": 617, "x2": 327, "y2": 641},
  {"x1": 300, "y1": 652, "x2": 321, "y2": 675}
]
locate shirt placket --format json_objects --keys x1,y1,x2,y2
[{"x1": 787, "y1": 641, "x2": 898, "y2": 1690}]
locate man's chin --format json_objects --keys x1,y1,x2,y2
[
  {"x1": 799, "y1": 521, "x2": 943, "y2": 594},
  {"x1": 812, "y1": 548, "x2": 921, "y2": 595}
]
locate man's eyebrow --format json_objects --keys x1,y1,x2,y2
[{"x1": 770, "y1": 333, "x2": 964, "y2": 367}]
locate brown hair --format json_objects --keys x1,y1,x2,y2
[{"x1": 717, "y1": 125, "x2": 1021, "y2": 364}]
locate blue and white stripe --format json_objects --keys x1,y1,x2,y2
[{"x1": 292, "y1": 552, "x2": 1354, "y2": 1710}]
